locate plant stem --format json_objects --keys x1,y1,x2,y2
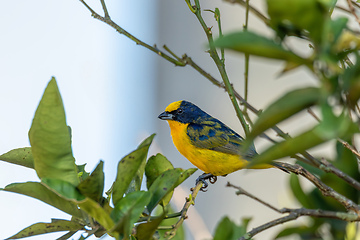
[{"x1": 191, "y1": 0, "x2": 250, "y2": 136}]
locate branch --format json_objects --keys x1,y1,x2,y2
[
  {"x1": 307, "y1": 108, "x2": 360, "y2": 191},
  {"x1": 78, "y1": 0, "x2": 186, "y2": 66},
  {"x1": 223, "y1": 0, "x2": 270, "y2": 26},
  {"x1": 277, "y1": 163, "x2": 360, "y2": 213},
  {"x1": 227, "y1": 182, "x2": 360, "y2": 240},
  {"x1": 190, "y1": 0, "x2": 250, "y2": 136},
  {"x1": 164, "y1": 181, "x2": 203, "y2": 239},
  {"x1": 347, "y1": 0, "x2": 360, "y2": 27}
]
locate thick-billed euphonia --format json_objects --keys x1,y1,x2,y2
[{"x1": 158, "y1": 100, "x2": 288, "y2": 189}]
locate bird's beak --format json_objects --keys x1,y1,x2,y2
[{"x1": 158, "y1": 111, "x2": 174, "y2": 120}]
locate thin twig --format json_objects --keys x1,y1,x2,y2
[
  {"x1": 100, "y1": 0, "x2": 110, "y2": 19},
  {"x1": 226, "y1": 182, "x2": 281, "y2": 213},
  {"x1": 347, "y1": 0, "x2": 360, "y2": 26},
  {"x1": 165, "y1": 181, "x2": 203, "y2": 239},
  {"x1": 78, "y1": 0, "x2": 185, "y2": 66},
  {"x1": 240, "y1": 213, "x2": 298, "y2": 240},
  {"x1": 224, "y1": 0, "x2": 269, "y2": 26}
]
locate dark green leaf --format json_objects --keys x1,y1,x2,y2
[
  {"x1": 342, "y1": 54, "x2": 360, "y2": 107},
  {"x1": 213, "y1": 31, "x2": 308, "y2": 64},
  {"x1": 213, "y1": 216, "x2": 249, "y2": 240},
  {"x1": 6, "y1": 219, "x2": 84, "y2": 239},
  {"x1": 275, "y1": 225, "x2": 315, "y2": 239},
  {"x1": 0, "y1": 147, "x2": 34, "y2": 169},
  {"x1": 135, "y1": 213, "x2": 166, "y2": 240},
  {"x1": 248, "y1": 125, "x2": 325, "y2": 167},
  {"x1": 147, "y1": 168, "x2": 196, "y2": 213},
  {"x1": 289, "y1": 174, "x2": 314, "y2": 209},
  {"x1": 1, "y1": 181, "x2": 82, "y2": 218},
  {"x1": 126, "y1": 134, "x2": 156, "y2": 194},
  {"x1": 110, "y1": 191, "x2": 151, "y2": 236},
  {"x1": 77, "y1": 160, "x2": 104, "y2": 202},
  {"x1": 250, "y1": 87, "x2": 321, "y2": 140},
  {"x1": 28, "y1": 77, "x2": 79, "y2": 186},
  {"x1": 317, "y1": 102, "x2": 359, "y2": 140},
  {"x1": 112, "y1": 135, "x2": 154, "y2": 206}
]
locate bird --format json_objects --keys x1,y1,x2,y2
[{"x1": 158, "y1": 100, "x2": 288, "y2": 190}]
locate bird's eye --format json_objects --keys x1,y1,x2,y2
[{"x1": 177, "y1": 108, "x2": 183, "y2": 114}]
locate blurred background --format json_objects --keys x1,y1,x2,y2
[{"x1": 0, "y1": 0, "x2": 318, "y2": 239}]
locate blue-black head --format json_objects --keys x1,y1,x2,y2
[{"x1": 158, "y1": 100, "x2": 212, "y2": 124}]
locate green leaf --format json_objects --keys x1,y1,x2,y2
[
  {"x1": 41, "y1": 177, "x2": 115, "y2": 232},
  {"x1": 145, "y1": 153, "x2": 174, "y2": 189},
  {"x1": 28, "y1": 77, "x2": 79, "y2": 186},
  {"x1": 317, "y1": 102, "x2": 359, "y2": 140},
  {"x1": 42, "y1": 178, "x2": 86, "y2": 201},
  {"x1": 147, "y1": 168, "x2": 196, "y2": 213},
  {"x1": 110, "y1": 191, "x2": 151, "y2": 236},
  {"x1": 1, "y1": 181, "x2": 82, "y2": 218},
  {"x1": 112, "y1": 137, "x2": 153, "y2": 206},
  {"x1": 135, "y1": 213, "x2": 166, "y2": 240},
  {"x1": 267, "y1": 0, "x2": 330, "y2": 44},
  {"x1": 289, "y1": 174, "x2": 314, "y2": 209},
  {"x1": 145, "y1": 154, "x2": 174, "y2": 208},
  {"x1": 77, "y1": 164, "x2": 90, "y2": 182},
  {"x1": 213, "y1": 216, "x2": 249, "y2": 240},
  {"x1": 249, "y1": 87, "x2": 321, "y2": 139},
  {"x1": 6, "y1": 219, "x2": 84, "y2": 239},
  {"x1": 0, "y1": 147, "x2": 34, "y2": 169},
  {"x1": 77, "y1": 160, "x2": 104, "y2": 202},
  {"x1": 77, "y1": 198, "x2": 115, "y2": 232},
  {"x1": 275, "y1": 225, "x2": 315, "y2": 239},
  {"x1": 342, "y1": 54, "x2": 360, "y2": 107},
  {"x1": 248, "y1": 125, "x2": 326, "y2": 167},
  {"x1": 213, "y1": 31, "x2": 308, "y2": 64},
  {"x1": 126, "y1": 134, "x2": 156, "y2": 194},
  {"x1": 56, "y1": 231, "x2": 77, "y2": 240}
]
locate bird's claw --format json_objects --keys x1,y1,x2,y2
[{"x1": 195, "y1": 173, "x2": 217, "y2": 192}]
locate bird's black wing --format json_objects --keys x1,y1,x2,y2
[{"x1": 187, "y1": 120, "x2": 257, "y2": 159}]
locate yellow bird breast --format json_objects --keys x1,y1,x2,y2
[{"x1": 167, "y1": 120, "x2": 249, "y2": 176}]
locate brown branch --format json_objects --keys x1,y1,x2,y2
[
  {"x1": 78, "y1": 0, "x2": 185, "y2": 66},
  {"x1": 165, "y1": 181, "x2": 203, "y2": 239},
  {"x1": 347, "y1": 0, "x2": 360, "y2": 27},
  {"x1": 227, "y1": 182, "x2": 360, "y2": 240},
  {"x1": 307, "y1": 108, "x2": 360, "y2": 191},
  {"x1": 277, "y1": 163, "x2": 360, "y2": 213}
]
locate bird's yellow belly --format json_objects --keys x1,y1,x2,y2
[{"x1": 168, "y1": 121, "x2": 248, "y2": 176}]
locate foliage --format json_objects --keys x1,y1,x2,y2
[
  {"x1": 0, "y1": 78, "x2": 196, "y2": 239},
  {"x1": 212, "y1": 0, "x2": 360, "y2": 238},
  {"x1": 3, "y1": 0, "x2": 360, "y2": 239}
]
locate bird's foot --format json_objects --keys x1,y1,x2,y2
[{"x1": 195, "y1": 173, "x2": 217, "y2": 192}]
